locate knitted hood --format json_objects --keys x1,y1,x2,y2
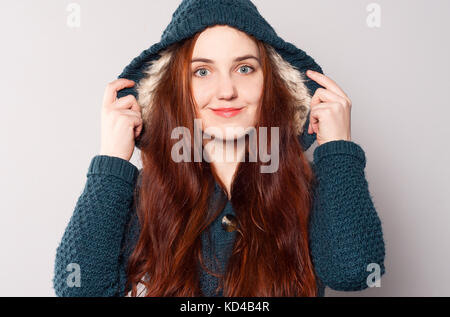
[{"x1": 117, "y1": 0, "x2": 324, "y2": 151}]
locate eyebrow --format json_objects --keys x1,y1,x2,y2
[{"x1": 191, "y1": 55, "x2": 261, "y2": 65}]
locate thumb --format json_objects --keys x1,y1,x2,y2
[{"x1": 134, "y1": 124, "x2": 143, "y2": 139}]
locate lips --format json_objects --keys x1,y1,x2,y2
[{"x1": 210, "y1": 107, "x2": 244, "y2": 118}]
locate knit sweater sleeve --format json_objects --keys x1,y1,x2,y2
[
  {"x1": 308, "y1": 140, "x2": 386, "y2": 291},
  {"x1": 52, "y1": 155, "x2": 139, "y2": 297}
]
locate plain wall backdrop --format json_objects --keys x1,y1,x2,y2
[{"x1": 1, "y1": 0, "x2": 449, "y2": 296}]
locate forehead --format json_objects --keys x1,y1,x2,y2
[{"x1": 192, "y1": 25, "x2": 259, "y2": 58}]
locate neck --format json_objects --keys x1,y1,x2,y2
[{"x1": 203, "y1": 137, "x2": 246, "y2": 199}]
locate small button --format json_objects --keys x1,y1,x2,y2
[{"x1": 221, "y1": 214, "x2": 238, "y2": 232}]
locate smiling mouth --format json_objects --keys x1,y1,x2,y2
[{"x1": 210, "y1": 107, "x2": 244, "y2": 118}]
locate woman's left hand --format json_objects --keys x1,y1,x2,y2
[{"x1": 305, "y1": 70, "x2": 352, "y2": 146}]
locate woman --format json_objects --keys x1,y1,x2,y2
[{"x1": 53, "y1": 0, "x2": 385, "y2": 297}]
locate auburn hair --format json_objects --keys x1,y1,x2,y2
[{"x1": 125, "y1": 27, "x2": 318, "y2": 296}]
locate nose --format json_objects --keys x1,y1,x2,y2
[{"x1": 216, "y1": 74, "x2": 237, "y2": 100}]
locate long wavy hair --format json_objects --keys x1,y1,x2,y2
[{"x1": 125, "y1": 27, "x2": 318, "y2": 296}]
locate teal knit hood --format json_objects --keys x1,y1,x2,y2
[{"x1": 117, "y1": 0, "x2": 324, "y2": 151}]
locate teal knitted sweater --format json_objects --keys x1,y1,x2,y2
[
  {"x1": 52, "y1": 139, "x2": 386, "y2": 297},
  {"x1": 53, "y1": 0, "x2": 386, "y2": 297}
]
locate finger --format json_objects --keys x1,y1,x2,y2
[
  {"x1": 309, "y1": 108, "x2": 318, "y2": 134},
  {"x1": 111, "y1": 94, "x2": 142, "y2": 115},
  {"x1": 117, "y1": 109, "x2": 143, "y2": 134},
  {"x1": 103, "y1": 78, "x2": 135, "y2": 106},
  {"x1": 311, "y1": 88, "x2": 348, "y2": 108},
  {"x1": 309, "y1": 103, "x2": 334, "y2": 134},
  {"x1": 306, "y1": 70, "x2": 349, "y2": 100},
  {"x1": 117, "y1": 108, "x2": 143, "y2": 121},
  {"x1": 132, "y1": 115, "x2": 143, "y2": 139},
  {"x1": 310, "y1": 103, "x2": 337, "y2": 116},
  {"x1": 134, "y1": 123, "x2": 143, "y2": 138},
  {"x1": 309, "y1": 88, "x2": 329, "y2": 133}
]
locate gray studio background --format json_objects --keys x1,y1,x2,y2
[{"x1": 1, "y1": 0, "x2": 449, "y2": 296}]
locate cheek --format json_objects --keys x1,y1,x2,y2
[
  {"x1": 241, "y1": 77, "x2": 263, "y2": 125},
  {"x1": 191, "y1": 80, "x2": 212, "y2": 109},
  {"x1": 239, "y1": 75, "x2": 264, "y2": 105}
]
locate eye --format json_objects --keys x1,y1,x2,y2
[
  {"x1": 193, "y1": 65, "x2": 255, "y2": 78},
  {"x1": 194, "y1": 68, "x2": 210, "y2": 77},
  {"x1": 238, "y1": 65, "x2": 255, "y2": 74}
]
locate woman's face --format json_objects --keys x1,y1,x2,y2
[{"x1": 191, "y1": 25, "x2": 264, "y2": 140}]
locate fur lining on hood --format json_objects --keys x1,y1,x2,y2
[{"x1": 135, "y1": 43, "x2": 312, "y2": 138}]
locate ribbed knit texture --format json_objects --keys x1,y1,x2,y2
[
  {"x1": 309, "y1": 140, "x2": 385, "y2": 291},
  {"x1": 52, "y1": 140, "x2": 386, "y2": 296},
  {"x1": 53, "y1": 155, "x2": 138, "y2": 296}
]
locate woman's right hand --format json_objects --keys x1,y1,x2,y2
[{"x1": 100, "y1": 78, "x2": 143, "y2": 162}]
